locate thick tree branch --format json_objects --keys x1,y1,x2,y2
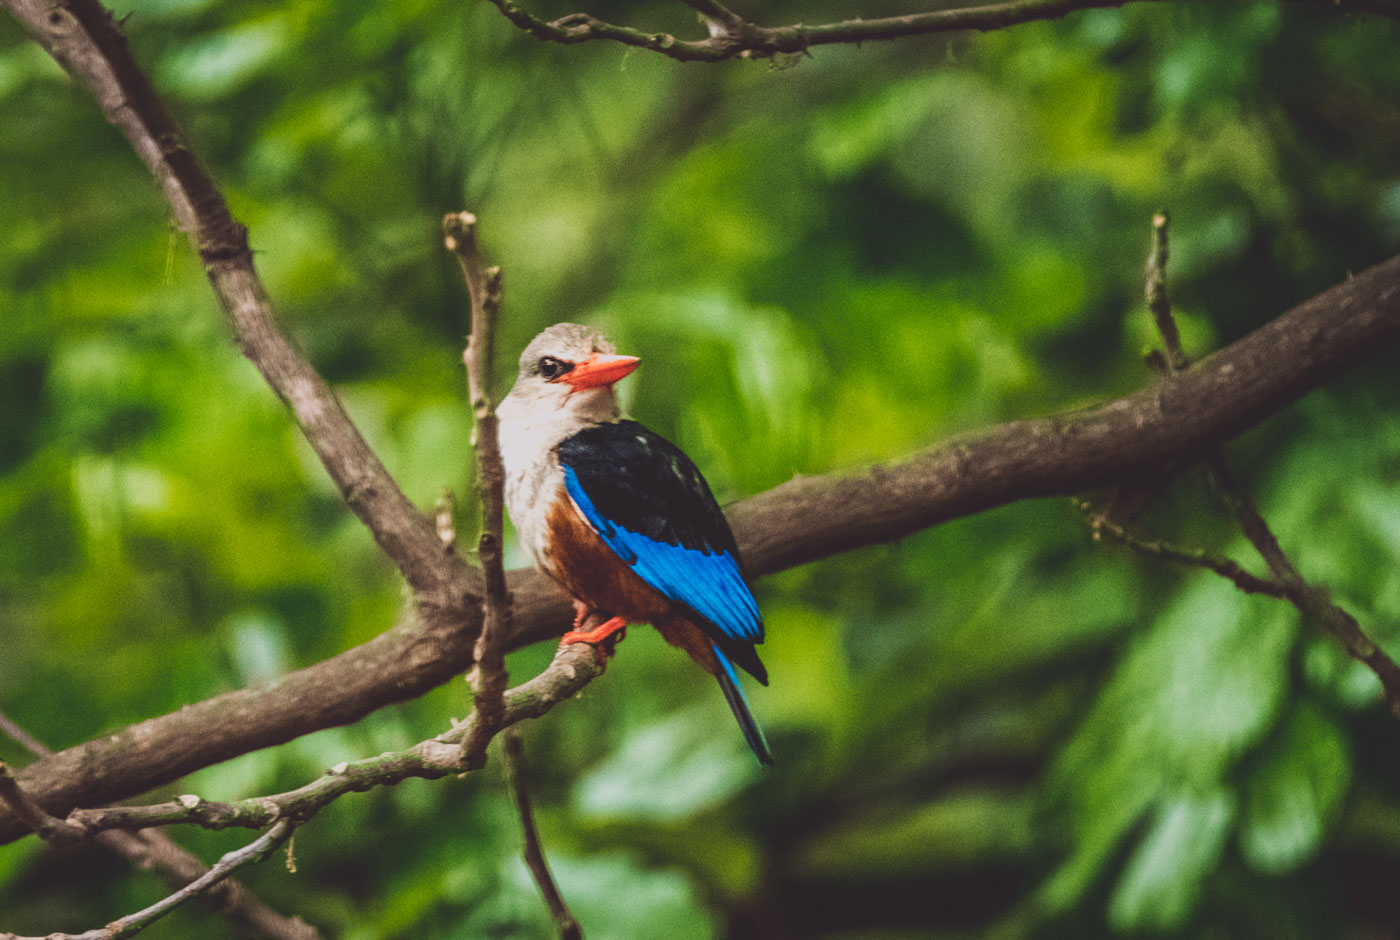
[
  {"x1": 0, "y1": 0, "x2": 464, "y2": 600},
  {"x1": 3, "y1": 252, "x2": 1398, "y2": 846},
  {"x1": 485, "y1": 0, "x2": 1400, "y2": 62}
]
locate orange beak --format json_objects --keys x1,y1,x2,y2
[{"x1": 562, "y1": 352, "x2": 640, "y2": 390}]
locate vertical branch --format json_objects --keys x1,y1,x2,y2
[
  {"x1": 1145, "y1": 210, "x2": 1188, "y2": 372},
  {"x1": 444, "y1": 212, "x2": 513, "y2": 768},
  {"x1": 502, "y1": 728, "x2": 583, "y2": 940}
]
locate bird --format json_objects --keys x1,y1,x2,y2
[{"x1": 497, "y1": 323, "x2": 772, "y2": 765}]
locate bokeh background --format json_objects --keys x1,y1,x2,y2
[{"x1": 3, "y1": 0, "x2": 1400, "y2": 936}]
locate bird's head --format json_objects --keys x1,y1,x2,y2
[{"x1": 500, "y1": 323, "x2": 640, "y2": 425}]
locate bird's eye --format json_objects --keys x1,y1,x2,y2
[{"x1": 538, "y1": 356, "x2": 572, "y2": 381}]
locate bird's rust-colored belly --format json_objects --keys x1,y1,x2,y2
[{"x1": 543, "y1": 487, "x2": 720, "y2": 673}]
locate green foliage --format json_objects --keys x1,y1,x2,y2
[{"x1": 2, "y1": 1, "x2": 1400, "y2": 936}]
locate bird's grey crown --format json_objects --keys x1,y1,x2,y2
[{"x1": 516, "y1": 323, "x2": 615, "y2": 377}]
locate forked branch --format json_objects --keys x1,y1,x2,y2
[{"x1": 1086, "y1": 214, "x2": 1400, "y2": 717}]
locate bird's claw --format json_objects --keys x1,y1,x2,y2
[{"x1": 561, "y1": 615, "x2": 628, "y2": 669}]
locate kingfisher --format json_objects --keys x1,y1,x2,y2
[{"x1": 497, "y1": 323, "x2": 772, "y2": 765}]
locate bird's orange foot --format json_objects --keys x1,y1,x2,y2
[{"x1": 561, "y1": 615, "x2": 629, "y2": 668}]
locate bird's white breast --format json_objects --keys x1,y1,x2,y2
[{"x1": 497, "y1": 381, "x2": 622, "y2": 572}]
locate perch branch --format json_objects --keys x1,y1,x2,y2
[
  {"x1": 63, "y1": 642, "x2": 601, "y2": 837},
  {"x1": 4, "y1": 250, "x2": 1400, "y2": 845},
  {"x1": 503, "y1": 728, "x2": 583, "y2": 940},
  {"x1": 445, "y1": 212, "x2": 513, "y2": 768},
  {"x1": 485, "y1": 0, "x2": 1400, "y2": 62}
]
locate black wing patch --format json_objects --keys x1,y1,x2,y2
[{"x1": 557, "y1": 420, "x2": 766, "y2": 667}]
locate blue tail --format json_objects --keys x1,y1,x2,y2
[{"x1": 713, "y1": 644, "x2": 773, "y2": 766}]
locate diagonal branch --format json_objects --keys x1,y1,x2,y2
[
  {"x1": 0, "y1": 0, "x2": 464, "y2": 600},
  {"x1": 0, "y1": 760, "x2": 88, "y2": 845},
  {"x1": 1076, "y1": 499, "x2": 1286, "y2": 598},
  {"x1": 1207, "y1": 459, "x2": 1400, "y2": 713},
  {"x1": 485, "y1": 0, "x2": 1400, "y2": 63},
  {"x1": 0, "y1": 819, "x2": 299, "y2": 940},
  {"x1": 3, "y1": 250, "x2": 1400, "y2": 846}
]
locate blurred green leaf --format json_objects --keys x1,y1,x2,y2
[
  {"x1": 1108, "y1": 787, "x2": 1236, "y2": 932},
  {"x1": 1240, "y1": 700, "x2": 1350, "y2": 875}
]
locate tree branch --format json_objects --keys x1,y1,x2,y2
[
  {"x1": 63, "y1": 642, "x2": 601, "y2": 837},
  {"x1": 0, "y1": 819, "x2": 299, "y2": 940},
  {"x1": 503, "y1": 728, "x2": 583, "y2": 940},
  {"x1": 0, "y1": 710, "x2": 318, "y2": 940},
  {"x1": 445, "y1": 212, "x2": 513, "y2": 769},
  {"x1": 3, "y1": 250, "x2": 1399, "y2": 845},
  {"x1": 484, "y1": 0, "x2": 1400, "y2": 62},
  {"x1": 1089, "y1": 214, "x2": 1400, "y2": 719},
  {"x1": 1076, "y1": 499, "x2": 1286, "y2": 598},
  {"x1": 1207, "y1": 459, "x2": 1400, "y2": 714},
  {"x1": 0, "y1": 760, "x2": 88, "y2": 845},
  {"x1": 1145, "y1": 210, "x2": 1188, "y2": 371}
]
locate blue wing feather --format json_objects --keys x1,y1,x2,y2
[{"x1": 562, "y1": 463, "x2": 763, "y2": 645}]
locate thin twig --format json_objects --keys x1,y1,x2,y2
[
  {"x1": 680, "y1": 0, "x2": 745, "y2": 35},
  {"x1": 0, "y1": 819, "x2": 298, "y2": 940},
  {"x1": 444, "y1": 212, "x2": 513, "y2": 769},
  {"x1": 65, "y1": 641, "x2": 602, "y2": 837},
  {"x1": 1076, "y1": 500, "x2": 1286, "y2": 598},
  {"x1": 0, "y1": 712, "x2": 48, "y2": 757},
  {"x1": 1207, "y1": 459, "x2": 1400, "y2": 715},
  {"x1": 484, "y1": 0, "x2": 1400, "y2": 62},
  {"x1": 503, "y1": 729, "x2": 583, "y2": 940},
  {"x1": 436, "y1": 488, "x2": 458, "y2": 552},
  {"x1": 1146, "y1": 210, "x2": 1188, "y2": 371}
]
